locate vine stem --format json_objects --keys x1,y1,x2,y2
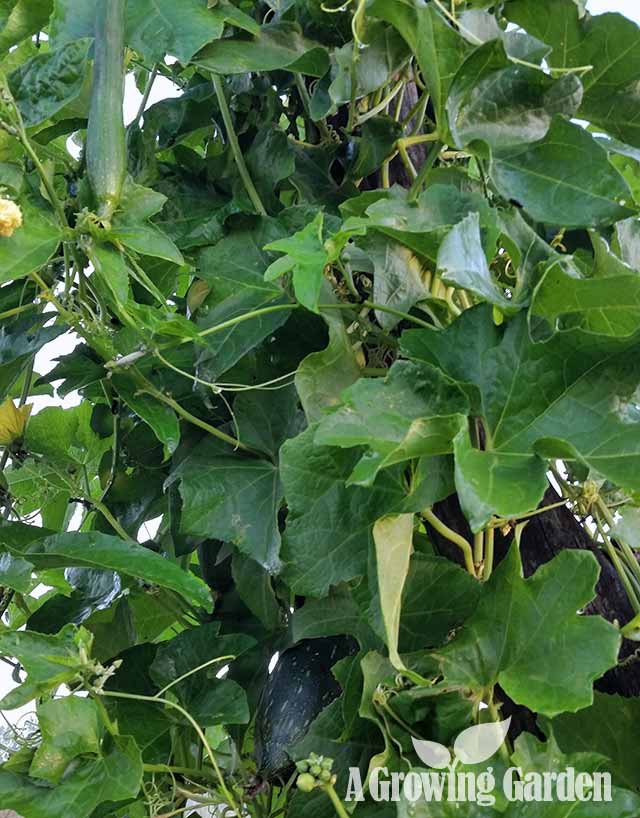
[
  {"x1": 91, "y1": 498, "x2": 131, "y2": 541},
  {"x1": 473, "y1": 531, "x2": 484, "y2": 566},
  {"x1": 0, "y1": 302, "x2": 37, "y2": 322},
  {"x1": 295, "y1": 74, "x2": 331, "y2": 141},
  {"x1": 422, "y1": 507, "x2": 476, "y2": 577},
  {"x1": 155, "y1": 655, "x2": 235, "y2": 698},
  {"x1": 143, "y1": 763, "x2": 216, "y2": 782},
  {"x1": 483, "y1": 526, "x2": 495, "y2": 582},
  {"x1": 322, "y1": 783, "x2": 351, "y2": 818},
  {"x1": 488, "y1": 499, "x2": 569, "y2": 528},
  {"x1": 355, "y1": 79, "x2": 405, "y2": 126},
  {"x1": 135, "y1": 63, "x2": 158, "y2": 125},
  {"x1": 99, "y1": 689, "x2": 242, "y2": 817},
  {"x1": 595, "y1": 497, "x2": 640, "y2": 587},
  {"x1": 595, "y1": 512, "x2": 640, "y2": 615},
  {"x1": 142, "y1": 383, "x2": 257, "y2": 455},
  {"x1": 105, "y1": 299, "x2": 432, "y2": 369},
  {"x1": 213, "y1": 74, "x2": 267, "y2": 216}
]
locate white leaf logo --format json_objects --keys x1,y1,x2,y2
[
  {"x1": 453, "y1": 717, "x2": 511, "y2": 765},
  {"x1": 410, "y1": 738, "x2": 451, "y2": 769}
]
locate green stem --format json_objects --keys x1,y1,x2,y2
[
  {"x1": 106, "y1": 299, "x2": 431, "y2": 370},
  {"x1": 145, "y1": 384, "x2": 256, "y2": 455},
  {"x1": 355, "y1": 79, "x2": 405, "y2": 126},
  {"x1": 91, "y1": 690, "x2": 118, "y2": 736},
  {"x1": 483, "y1": 526, "x2": 495, "y2": 582},
  {"x1": 331, "y1": 299, "x2": 433, "y2": 329},
  {"x1": 17, "y1": 128, "x2": 68, "y2": 228},
  {"x1": 485, "y1": 689, "x2": 511, "y2": 762},
  {"x1": 155, "y1": 655, "x2": 235, "y2": 698},
  {"x1": 99, "y1": 689, "x2": 242, "y2": 817},
  {"x1": 0, "y1": 302, "x2": 37, "y2": 322},
  {"x1": 143, "y1": 763, "x2": 216, "y2": 782},
  {"x1": 408, "y1": 139, "x2": 443, "y2": 201},
  {"x1": 295, "y1": 74, "x2": 331, "y2": 141},
  {"x1": 488, "y1": 499, "x2": 569, "y2": 528},
  {"x1": 92, "y1": 498, "x2": 132, "y2": 541},
  {"x1": 213, "y1": 74, "x2": 267, "y2": 216},
  {"x1": 322, "y1": 783, "x2": 351, "y2": 818},
  {"x1": 135, "y1": 63, "x2": 158, "y2": 125},
  {"x1": 596, "y1": 513, "x2": 640, "y2": 615},
  {"x1": 422, "y1": 507, "x2": 476, "y2": 577},
  {"x1": 473, "y1": 531, "x2": 484, "y2": 567}
]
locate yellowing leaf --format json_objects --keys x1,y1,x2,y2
[{"x1": 373, "y1": 512, "x2": 414, "y2": 670}]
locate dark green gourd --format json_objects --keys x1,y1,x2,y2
[{"x1": 254, "y1": 636, "x2": 357, "y2": 780}]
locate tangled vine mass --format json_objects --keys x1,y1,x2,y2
[{"x1": 1, "y1": 0, "x2": 640, "y2": 816}]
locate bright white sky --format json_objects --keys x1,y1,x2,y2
[{"x1": 2, "y1": 0, "x2": 640, "y2": 766}]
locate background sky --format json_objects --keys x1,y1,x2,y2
[{"x1": 1, "y1": 0, "x2": 639, "y2": 783}]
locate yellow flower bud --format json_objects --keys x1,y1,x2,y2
[
  {"x1": 0, "y1": 399, "x2": 32, "y2": 446},
  {"x1": 0, "y1": 198, "x2": 23, "y2": 238}
]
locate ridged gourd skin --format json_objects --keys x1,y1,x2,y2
[
  {"x1": 86, "y1": 0, "x2": 126, "y2": 222},
  {"x1": 254, "y1": 636, "x2": 358, "y2": 780}
]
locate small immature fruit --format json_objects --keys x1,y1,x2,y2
[{"x1": 296, "y1": 773, "x2": 316, "y2": 793}]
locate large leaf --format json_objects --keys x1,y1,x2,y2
[
  {"x1": 0, "y1": 197, "x2": 62, "y2": 284},
  {"x1": 343, "y1": 184, "x2": 499, "y2": 265},
  {"x1": 392, "y1": 553, "x2": 480, "y2": 652},
  {"x1": 508, "y1": 732, "x2": 640, "y2": 818},
  {"x1": 26, "y1": 402, "x2": 111, "y2": 472},
  {"x1": 127, "y1": 0, "x2": 257, "y2": 64},
  {"x1": 29, "y1": 697, "x2": 102, "y2": 785},
  {"x1": 0, "y1": 316, "x2": 65, "y2": 401},
  {"x1": 403, "y1": 307, "x2": 640, "y2": 524},
  {"x1": 453, "y1": 426, "x2": 548, "y2": 533},
  {"x1": 280, "y1": 425, "x2": 406, "y2": 596},
  {"x1": 437, "y1": 212, "x2": 512, "y2": 310},
  {"x1": 169, "y1": 439, "x2": 283, "y2": 572},
  {"x1": 195, "y1": 220, "x2": 294, "y2": 381},
  {"x1": 0, "y1": 624, "x2": 93, "y2": 709},
  {"x1": 9, "y1": 39, "x2": 91, "y2": 127},
  {"x1": 295, "y1": 294, "x2": 361, "y2": 423},
  {"x1": 315, "y1": 360, "x2": 468, "y2": 487},
  {"x1": 3, "y1": 529, "x2": 211, "y2": 609},
  {"x1": 507, "y1": 0, "x2": 640, "y2": 148},
  {"x1": 194, "y1": 22, "x2": 329, "y2": 77},
  {"x1": 529, "y1": 257, "x2": 640, "y2": 341},
  {"x1": 447, "y1": 39, "x2": 583, "y2": 149},
  {"x1": 361, "y1": 232, "x2": 430, "y2": 330},
  {"x1": 552, "y1": 692, "x2": 640, "y2": 792},
  {"x1": 490, "y1": 116, "x2": 633, "y2": 228},
  {"x1": 0, "y1": 734, "x2": 142, "y2": 818},
  {"x1": 113, "y1": 376, "x2": 180, "y2": 460},
  {"x1": 0, "y1": 0, "x2": 53, "y2": 53},
  {"x1": 150, "y1": 622, "x2": 254, "y2": 726},
  {"x1": 233, "y1": 383, "x2": 304, "y2": 460},
  {"x1": 368, "y1": 0, "x2": 471, "y2": 129},
  {"x1": 439, "y1": 546, "x2": 620, "y2": 717}
]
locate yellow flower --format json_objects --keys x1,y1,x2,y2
[
  {"x1": 0, "y1": 399, "x2": 32, "y2": 446},
  {"x1": 0, "y1": 198, "x2": 23, "y2": 238}
]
